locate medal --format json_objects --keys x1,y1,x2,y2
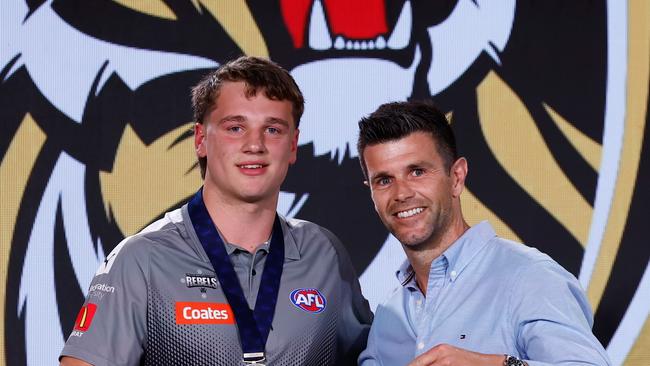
[
  {"x1": 243, "y1": 351, "x2": 266, "y2": 365},
  {"x1": 189, "y1": 189, "x2": 284, "y2": 365}
]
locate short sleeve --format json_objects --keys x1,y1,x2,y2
[
  {"x1": 320, "y1": 227, "x2": 373, "y2": 365},
  {"x1": 60, "y1": 236, "x2": 149, "y2": 366}
]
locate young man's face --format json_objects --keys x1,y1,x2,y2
[
  {"x1": 363, "y1": 131, "x2": 461, "y2": 249},
  {"x1": 195, "y1": 81, "x2": 299, "y2": 205}
]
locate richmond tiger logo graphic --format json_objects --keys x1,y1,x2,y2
[{"x1": 1, "y1": 1, "x2": 648, "y2": 365}]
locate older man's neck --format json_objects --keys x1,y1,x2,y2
[{"x1": 405, "y1": 218, "x2": 470, "y2": 296}]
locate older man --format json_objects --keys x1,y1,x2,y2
[{"x1": 356, "y1": 101, "x2": 610, "y2": 366}]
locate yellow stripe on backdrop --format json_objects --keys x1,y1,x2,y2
[
  {"x1": 448, "y1": 113, "x2": 522, "y2": 242},
  {"x1": 476, "y1": 71, "x2": 593, "y2": 248},
  {"x1": 112, "y1": 0, "x2": 269, "y2": 57},
  {"x1": 199, "y1": 0, "x2": 269, "y2": 58},
  {"x1": 621, "y1": 1, "x2": 650, "y2": 364},
  {"x1": 0, "y1": 114, "x2": 47, "y2": 366},
  {"x1": 627, "y1": 316, "x2": 650, "y2": 365},
  {"x1": 461, "y1": 188, "x2": 522, "y2": 243},
  {"x1": 543, "y1": 103, "x2": 602, "y2": 172},
  {"x1": 112, "y1": 0, "x2": 177, "y2": 19},
  {"x1": 99, "y1": 123, "x2": 203, "y2": 236},
  {"x1": 586, "y1": 0, "x2": 648, "y2": 316}
]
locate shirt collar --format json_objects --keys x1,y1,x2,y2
[
  {"x1": 222, "y1": 215, "x2": 301, "y2": 261},
  {"x1": 395, "y1": 221, "x2": 496, "y2": 285},
  {"x1": 396, "y1": 260, "x2": 416, "y2": 287},
  {"x1": 444, "y1": 221, "x2": 496, "y2": 282},
  {"x1": 223, "y1": 241, "x2": 268, "y2": 255},
  {"x1": 184, "y1": 203, "x2": 300, "y2": 262},
  {"x1": 279, "y1": 215, "x2": 301, "y2": 261}
]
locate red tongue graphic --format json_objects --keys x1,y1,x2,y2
[{"x1": 281, "y1": 0, "x2": 388, "y2": 48}]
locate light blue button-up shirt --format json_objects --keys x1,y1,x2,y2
[{"x1": 359, "y1": 221, "x2": 611, "y2": 366}]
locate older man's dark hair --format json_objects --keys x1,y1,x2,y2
[{"x1": 357, "y1": 101, "x2": 458, "y2": 180}]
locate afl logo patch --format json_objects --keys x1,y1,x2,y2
[{"x1": 290, "y1": 288, "x2": 326, "y2": 314}]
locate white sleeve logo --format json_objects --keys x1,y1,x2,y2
[{"x1": 95, "y1": 238, "x2": 128, "y2": 275}]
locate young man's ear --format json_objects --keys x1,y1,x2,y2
[
  {"x1": 450, "y1": 157, "x2": 468, "y2": 197},
  {"x1": 289, "y1": 128, "x2": 300, "y2": 165},
  {"x1": 194, "y1": 122, "x2": 206, "y2": 157}
]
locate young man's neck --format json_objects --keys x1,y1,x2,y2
[
  {"x1": 201, "y1": 187, "x2": 278, "y2": 253},
  {"x1": 404, "y1": 217, "x2": 470, "y2": 296}
]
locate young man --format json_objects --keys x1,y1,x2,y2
[
  {"x1": 356, "y1": 101, "x2": 610, "y2": 366},
  {"x1": 60, "y1": 56, "x2": 372, "y2": 366}
]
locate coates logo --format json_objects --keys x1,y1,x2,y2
[
  {"x1": 175, "y1": 302, "x2": 234, "y2": 325},
  {"x1": 73, "y1": 304, "x2": 97, "y2": 332},
  {"x1": 290, "y1": 288, "x2": 327, "y2": 314}
]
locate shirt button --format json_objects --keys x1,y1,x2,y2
[
  {"x1": 417, "y1": 342, "x2": 425, "y2": 350},
  {"x1": 416, "y1": 299, "x2": 422, "y2": 306},
  {"x1": 450, "y1": 270, "x2": 457, "y2": 278}
]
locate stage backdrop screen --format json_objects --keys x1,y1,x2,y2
[{"x1": 1, "y1": 1, "x2": 648, "y2": 365}]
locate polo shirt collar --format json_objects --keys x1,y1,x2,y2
[
  {"x1": 279, "y1": 215, "x2": 301, "y2": 261},
  {"x1": 221, "y1": 215, "x2": 301, "y2": 261},
  {"x1": 184, "y1": 203, "x2": 300, "y2": 262}
]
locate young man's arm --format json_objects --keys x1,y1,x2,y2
[
  {"x1": 320, "y1": 228, "x2": 374, "y2": 364},
  {"x1": 59, "y1": 237, "x2": 149, "y2": 366}
]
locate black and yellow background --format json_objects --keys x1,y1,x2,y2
[{"x1": 1, "y1": 1, "x2": 648, "y2": 365}]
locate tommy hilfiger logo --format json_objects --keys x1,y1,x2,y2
[{"x1": 184, "y1": 273, "x2": 218, "y2": 289}]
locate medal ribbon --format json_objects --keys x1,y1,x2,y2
[{"x1": 188, "y1": 189, "x2": 284, "y2": 362}]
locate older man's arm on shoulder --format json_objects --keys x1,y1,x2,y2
[
  {"x1": 357, "y1": 312, "x2": 380, "y2": 366},
  {"x1": 509, "y1": 259, "x2": 612, "y2": 366},
  {"x1": 319, "y1": 227, "x2": 373, "y2": 364},
  {"x1": 60, "y1": 356, "x2": 93, "y2": 366},
  {"x1": 406, "y1": 258, "x2": 611, "y2": 366}
]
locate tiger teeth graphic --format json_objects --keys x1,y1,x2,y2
[
  {"x1": 309, "y1": 0, "x2": 332, "y2": 50},
  {"x1": 387, "y1": 1, "x2": 411, "y2": 49},
  {"x1": 309, "y1": 0, "x2": 412, "y2": 50}
]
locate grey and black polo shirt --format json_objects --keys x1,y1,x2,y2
[{"x1": 60, "y1": 204, "x2": 372, "y2": 366}]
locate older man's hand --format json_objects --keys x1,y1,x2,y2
[{"x1": 407, "y1": 344, "x2": 506, "y2": 366}]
